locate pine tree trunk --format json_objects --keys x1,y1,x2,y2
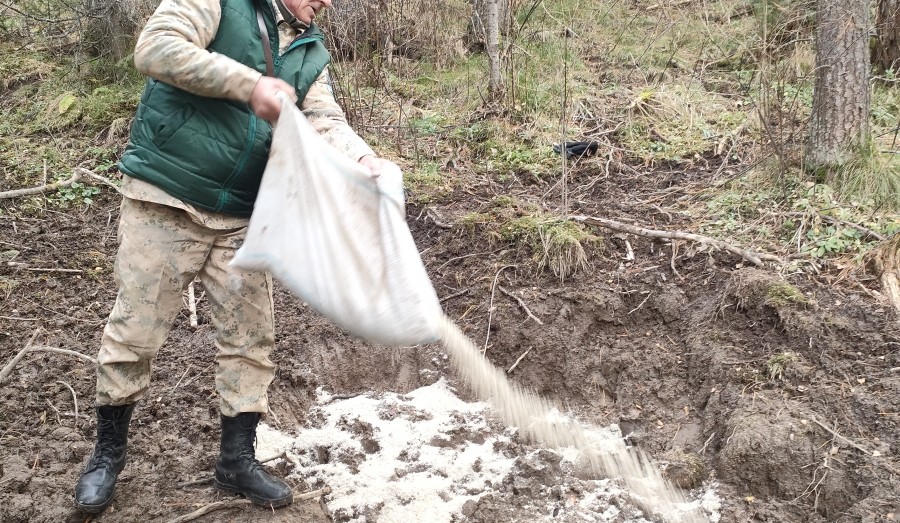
[
  {"x1": 875, "y1": 0, "x2": 900, "y2": 72},
  {"x1": 806, "y1": 0, "x2": 870, "y2": 169},
  {"x1": 485, "y1": 0, "x2": 503, "y2": 99}
]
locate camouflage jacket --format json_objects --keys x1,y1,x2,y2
[{"x1": 120, "y1": 0, "x2": 374, "y2": 222}]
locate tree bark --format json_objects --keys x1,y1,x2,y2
[
  {"x1": 806, "y1": 0, "x2": 870, "y2": 169},
  {"x1": 875, "y1": 0, "x2": 900, "y2": 72},
  {"x1": 484, "y1": 0, "x2": 503, "y2": 100}
]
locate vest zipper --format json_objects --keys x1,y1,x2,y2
[
  {"x1": 217, "y1": 112, "x2": 259, "y2": 211},
  {"x1": 220, "y1": 3, "x2": 279, "y2": 211}
]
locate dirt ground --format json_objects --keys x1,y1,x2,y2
[{"x1": 2, "y1": 160, "x2": 899, "y2": 522}]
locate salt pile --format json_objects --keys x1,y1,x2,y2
[{"x1": 256, "y1": 379, "x2": 721, "y2": 523}]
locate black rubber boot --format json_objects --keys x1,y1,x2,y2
[
  {"x1": 214, "y1": 413, "x2": 293, "y2": 507},
  {"x1": 74, "y1": 404, "x2": 136, "y2": 513}
]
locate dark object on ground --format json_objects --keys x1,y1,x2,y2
[{"x1": 553, "y1": 141, "x2": 600, "y2": 158}]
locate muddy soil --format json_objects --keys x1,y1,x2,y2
[{"x1": 1, "y1": 162, "x2": 899, "y2": 522}]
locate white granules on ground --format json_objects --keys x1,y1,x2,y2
[
  {"x1": 263, "y1": 379, "x2": 516, "y2": 522},
  {"x1": 256, "y1": 377, "x2": 721, "y2": 523}
]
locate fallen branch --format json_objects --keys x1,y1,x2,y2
[
  {"x1": 497, "y1": 286, "x2": 544, "y2": 325},
  {"x1": 7, "y1": 262, "x2": 83, "y2": 274},
  {"x1": 165, "y1": 487, "x2": 331, "y2": 522},
  {"x1": 572, "y1": 215, "x2": 782, "y2": 267},
  {"x1": 0, "y1": 329, "x2": 41, "y2": 384},
  {"x1": 0, "y1": 167, "x2": 117, "y2": 200},
  {"x1": 164, "y1": 499, "x2": 252, "y2": 523},
  {"x1": 31, "y1": 346, "x2": 97, "y2": 364},
  {"x1": 74, "y1": 167, "x2": 119, "y2": 191},
  {"x1": 0, "y1": 172, "x2": 81, "y2": 199},
  {"x1": 810, "y1": 418, "x2": 875, "y2": 456}
]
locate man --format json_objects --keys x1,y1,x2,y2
[{"x1": 74, "y1": 0, "x2": 395, "y2": 513}]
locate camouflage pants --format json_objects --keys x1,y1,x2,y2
[{"x1": 96, "y1": 197, "x2": 275, "y2": 416}]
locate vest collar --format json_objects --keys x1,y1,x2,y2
[{"x1": 272, "y1": 0, "x2": 309, "y2": 33}]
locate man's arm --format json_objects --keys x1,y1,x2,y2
[
  {"x1": 301, "y1": 68, "x2": 376, "y2": 161},
  {"x1": 133, "y1": 0, "x2": 261, "y2": 103}
]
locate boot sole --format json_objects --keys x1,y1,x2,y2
[
  {"x1": 214, "y1": 479, "x2": 293, "y2": 508},
  {"x1": 74, "y1": 493, "x2": 114, "y2": 514}
]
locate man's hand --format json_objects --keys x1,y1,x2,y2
[
  {"x1": 358, "y1": 155, "x2": 398, "y2": 179},
  {"x1": 250, "y1": 76, "x2": 298, "y2": 123}
]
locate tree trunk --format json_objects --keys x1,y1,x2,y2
[
  {"x1": 875, "y1": 0, "x2": 900, "y2": 72},
  {"x1": 806, "y1": 0, "x2": 870, "y2": 169},
  {"x1": 466, "y1": 0, "x2": 510, "y2": 49},
  {"x1": 83, "y1": 0, "x2": 156, "y2": 61},
  {"x1": 485, "y1": 0, "x2": 503, "y2": 100}
]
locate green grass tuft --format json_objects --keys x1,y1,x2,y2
[{"x1": 764, "y1": 282, "x2": 808, "y2": 308}]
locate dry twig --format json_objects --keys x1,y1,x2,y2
[
  {"x1": 31, "y1": 346, "x2": 97, "y2": 364},
  {"x1": 572, "y1": 214, "x2": 782, "y2": 266},
  {"x1": 164, "y1": 499, "x2": 252, "y2": 523},
  {"x1": 7, "y1": 262, "x2": 83, "y2": 274},
  {"x1": 483, "y1": 265, "x2": 515, "y2": 353},
  {"x1": 810, "y1": 418, "x2": 875, "y2": 456},
  {"x1": 507, "y1": 347, "x2": 533, "y2": 373},
  {"x1": 497, "y1": 286, "x2": 544, "y2": 325},
  {"x1": 56, "y1": 380, "x2": 79, "y2": 425},
  {"x1": 627, "y1": 292, "x2": 652, "y2": 315},
  {"x1": 296, "y1": 486, "x2": 331, "y2": 500},
  {"x1": 0, "y1": 172, "x2": 81, "y2": 199},
  {"x1": 647, "y1": 0, "x2": 698, "y2": 9},
  {"x1": 0, "y1": 168, "x2": 117, "y2": 200},
  {"x1": 259, "y1": 451, "x2": 288, "y2": 464},
  {"x1": 439, "y1": 289, "x2": 469, "y2": 304},
  {"x1": 0, "y1": 329, "x2": 41, "y2": 384},
  {"x1": 175, "y1": 477, "x2": 212, "y2": 489}
]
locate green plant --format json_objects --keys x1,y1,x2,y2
[
  {"x1": 765, "y1": 352, "x2": 797, "y2": 382},
  {"x1": 500, "y1": 214, "x2": 599, "y2": 281},
  {"x1": 49, "y1": 176, "x2": 101, "y2": 207},
  {"x1": 764, "y1": 282, "x2": 808, "y2": 307},
  {"x1": 790, "y1": 183, "x2": 900, "y2": 259},
  {"x1": 404, "y1": 161, "x2": 454, "y2": 203}
]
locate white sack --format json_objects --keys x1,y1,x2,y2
[{"x1": 231, "y1": 97, "x2": 442, "y2": 346}]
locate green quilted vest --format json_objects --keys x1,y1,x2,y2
[{"x1": 118, "y1": 0, "x2": 331, "y2": 216}]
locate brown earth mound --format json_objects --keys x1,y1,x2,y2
[{"x1": 2, "y1": 164, "x2": 899, "y2": 522}]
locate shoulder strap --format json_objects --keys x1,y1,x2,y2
[{"x1": 255, "y1": 6, "x2": 275, "y2": 76}]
